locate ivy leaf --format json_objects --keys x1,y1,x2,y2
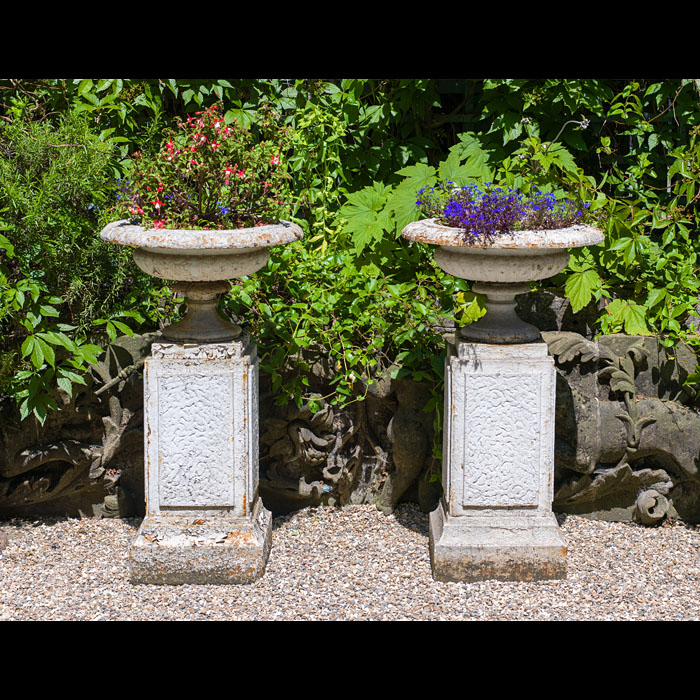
[
  {"x1": 448, "y1": 133, "x2": 494, "y2": 180},
  {"x1": 339, "y1": 182, "x2": 393, "y2": 255},
  {"x1": 605, "y1": 299, "x2": 651, "y2": 335},
  {"x1": 565, "y1": 269, "x2": 600, "y2": 312},
  {"x1": 438, "y1": 151, "x2": 482, "y2": 186}
]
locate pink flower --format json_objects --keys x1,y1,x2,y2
[
  {"x1": 153, "y1": 220, "x2": 165, "y2": 229},
  {"x1": 270, "y1": 155, "x2": 280, "y2": 166}
]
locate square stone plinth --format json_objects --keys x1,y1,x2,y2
[
  {"x1": 434, "y1": 339, "x2": 567, "y2": 581},
  {"x1": 429, "y1": 500, "x2": 567, "y2": 582},
  {"x1": 131, "y1": 338, "x2": 268, "y2": 584},
  {"x1": 130, "y1": 497, "x2": 272, "y2": 585}
]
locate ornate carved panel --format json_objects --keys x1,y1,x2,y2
[
  {"x1": 157, "y1": 373, "x2": 234, "y2": 507},
  {"x1": 461, "y1": 373, "x2": 541, "y2": 507}
]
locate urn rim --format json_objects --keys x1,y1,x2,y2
[
  {"x1": 401, "y1": 217, "x2": 604, "y2": 250},
  {"x1": 100, "y1": 218, "x2": 304, "y2": 250}
]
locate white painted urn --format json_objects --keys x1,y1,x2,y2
[
  {"x1": 100, "y1": 219, "x2": 303, "y2": 343},
  {"x1": 402, "y1": 218, "x2": 604, "y2": 343}
]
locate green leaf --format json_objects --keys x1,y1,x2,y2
[
  {"x1": 36, "y1": 338, "x2": 55, "y2": 367},
  {"x1": 545, "y1": 142, "x2": 579, "y2": 174},
  {"x1": 438, "y1": 151, "x2": 484, "y2": 186},
  {"x1": 646, "y1": 287, "x2": 668, "y2": 309},
  {"x1": 340, "y1": 182, "x2": 393, "y2": 254},
  {"x1": 622, "y1": 301, "x2": 650, "y2": 335},
  {"x1": 565, "y1": 269, "x2": 600, "y2": 313},
  {"x1": 455, "y1": 291, "x2": 487, "y2": 325},
  {"x1": 21, "y1": 336, "x2": 35, "y2": 358},
  {"x1": 386, "y1": 176, "x2": 437, "y2": 233},
  {"x1": 605, "y1": 299, "x2": 650, "y2": 335},
  {"x1": 58, "y1": 368, "x2": 87, "y2": 386},
  {"x1": 110, "y1": 320, "x2": 134, "y2": 336},
  {"x1": 448, "y1": 133, "x2": 494, "y2": 180},
  {"x1": 57, "y1": 376, "x2": 73, "y2": 397},
  {"x1": 30, "y1": 339, "x2": 44, "y2": 369},
  {"x1": 105, "y1": 322, "x2": 117, "y2": 341},
  {"x1": 0, "y1": 233, "x2": 15, "y2": 258},
  {"x1": 394, "y1": 163, "x2": 437, "y2": 191}
]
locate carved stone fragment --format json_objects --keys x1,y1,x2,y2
[{"x1": 545, "y1": 331, "x2": 700, "y2": 524}]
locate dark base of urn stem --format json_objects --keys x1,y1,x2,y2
[
  {"x1": 459, "y1": 281, "x2": 541, "y2": 344},
  {"x1": 161, "y1": 281, "x2": 242, "y2": 344}
]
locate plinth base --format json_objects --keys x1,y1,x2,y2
[
  {"x1": 129, "y1": 497, "x2": 272, "y2": 585},
  {"x1": 429, "y1": 500, "x2": 567, "y2": 582}
]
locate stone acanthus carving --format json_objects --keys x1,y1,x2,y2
[
  {"x1": 548, "y1": 335, "x2": 657, "y2": 470},
  {"x1": 258, "y1": 381, "x2": 442, "y2": 516},
  {"x1": 0, "y1": 333, "x2": 157, "y2": 517},
  {"x1": 374, "y1": 378, "x2": 441, "y2": 515},
  {"x1": 260, "y1": 401, "x2": 366, "y2": 509},
  {"x1": 545, "y1": 331, "x2": 700, "y2": 524}
]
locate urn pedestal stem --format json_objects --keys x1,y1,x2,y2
[
  {"x1": 460, "y1": 281, "x2": 537, "y2": 344},
  {"x1": 163, "y1": 281, "x2": 242, "y2": 344}
]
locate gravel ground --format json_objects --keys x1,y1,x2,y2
[{"x1": 1, "y1": 503, "x2": 699, "y2": 621}]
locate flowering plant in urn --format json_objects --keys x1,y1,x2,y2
[
  {"x1": 101, "y1": 103, "x2": 303, "y2": 343},
  {"x1": 403, "y1": 181, "x2": 603, "y2": 343},
  {"x1": 113, "y1": 102, "x2": 295, "y2": 230},
  {"x1": 416, "y1": 181, "x2": 592, "y2": 241}
]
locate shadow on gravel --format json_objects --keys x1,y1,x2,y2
[{"x1": 391, "y1": 504, "x2": 429, "y2": 536}]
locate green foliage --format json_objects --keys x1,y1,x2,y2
[
  {"x1": 0, "y1": 109, "x2": 153, "y2": 423},
  {"x1": 2, "y1": 77, "x2": 700, "y2": 430},
  {"x1": 220, "y1": 236, "x2": 458, "y2": 412}
]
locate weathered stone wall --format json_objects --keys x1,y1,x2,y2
[{"x1": 2, "y1": 291, "x2": 699, "y2": 524}]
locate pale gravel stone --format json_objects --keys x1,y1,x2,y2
[{"x1": 1, "y1": 504, "x2": 699, "y2": 621}]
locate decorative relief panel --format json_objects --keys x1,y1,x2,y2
[
  {"x1": 157, "y1": 373, "x2": 234, "y2": 507},
  {"x1": 462, "y1": 372, "x2": 541, "y2": 507},
  {"x1": 152, "y1": 340, "x2": 247, "y2": 360}
]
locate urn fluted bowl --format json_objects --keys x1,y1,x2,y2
[
  {"x1": 401, "y1": 218, "x2": 604, "y2": 344},
  {"x1": 100, "y1": 219, "x2": 303, "y2": 343}
]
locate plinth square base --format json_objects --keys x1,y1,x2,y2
[
  {"x1": 129, "y1": 497, "x2": 272, "y2": 585},
  {"x1": 429, "y1": 500, "x2": 567, "y2": 582}
]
